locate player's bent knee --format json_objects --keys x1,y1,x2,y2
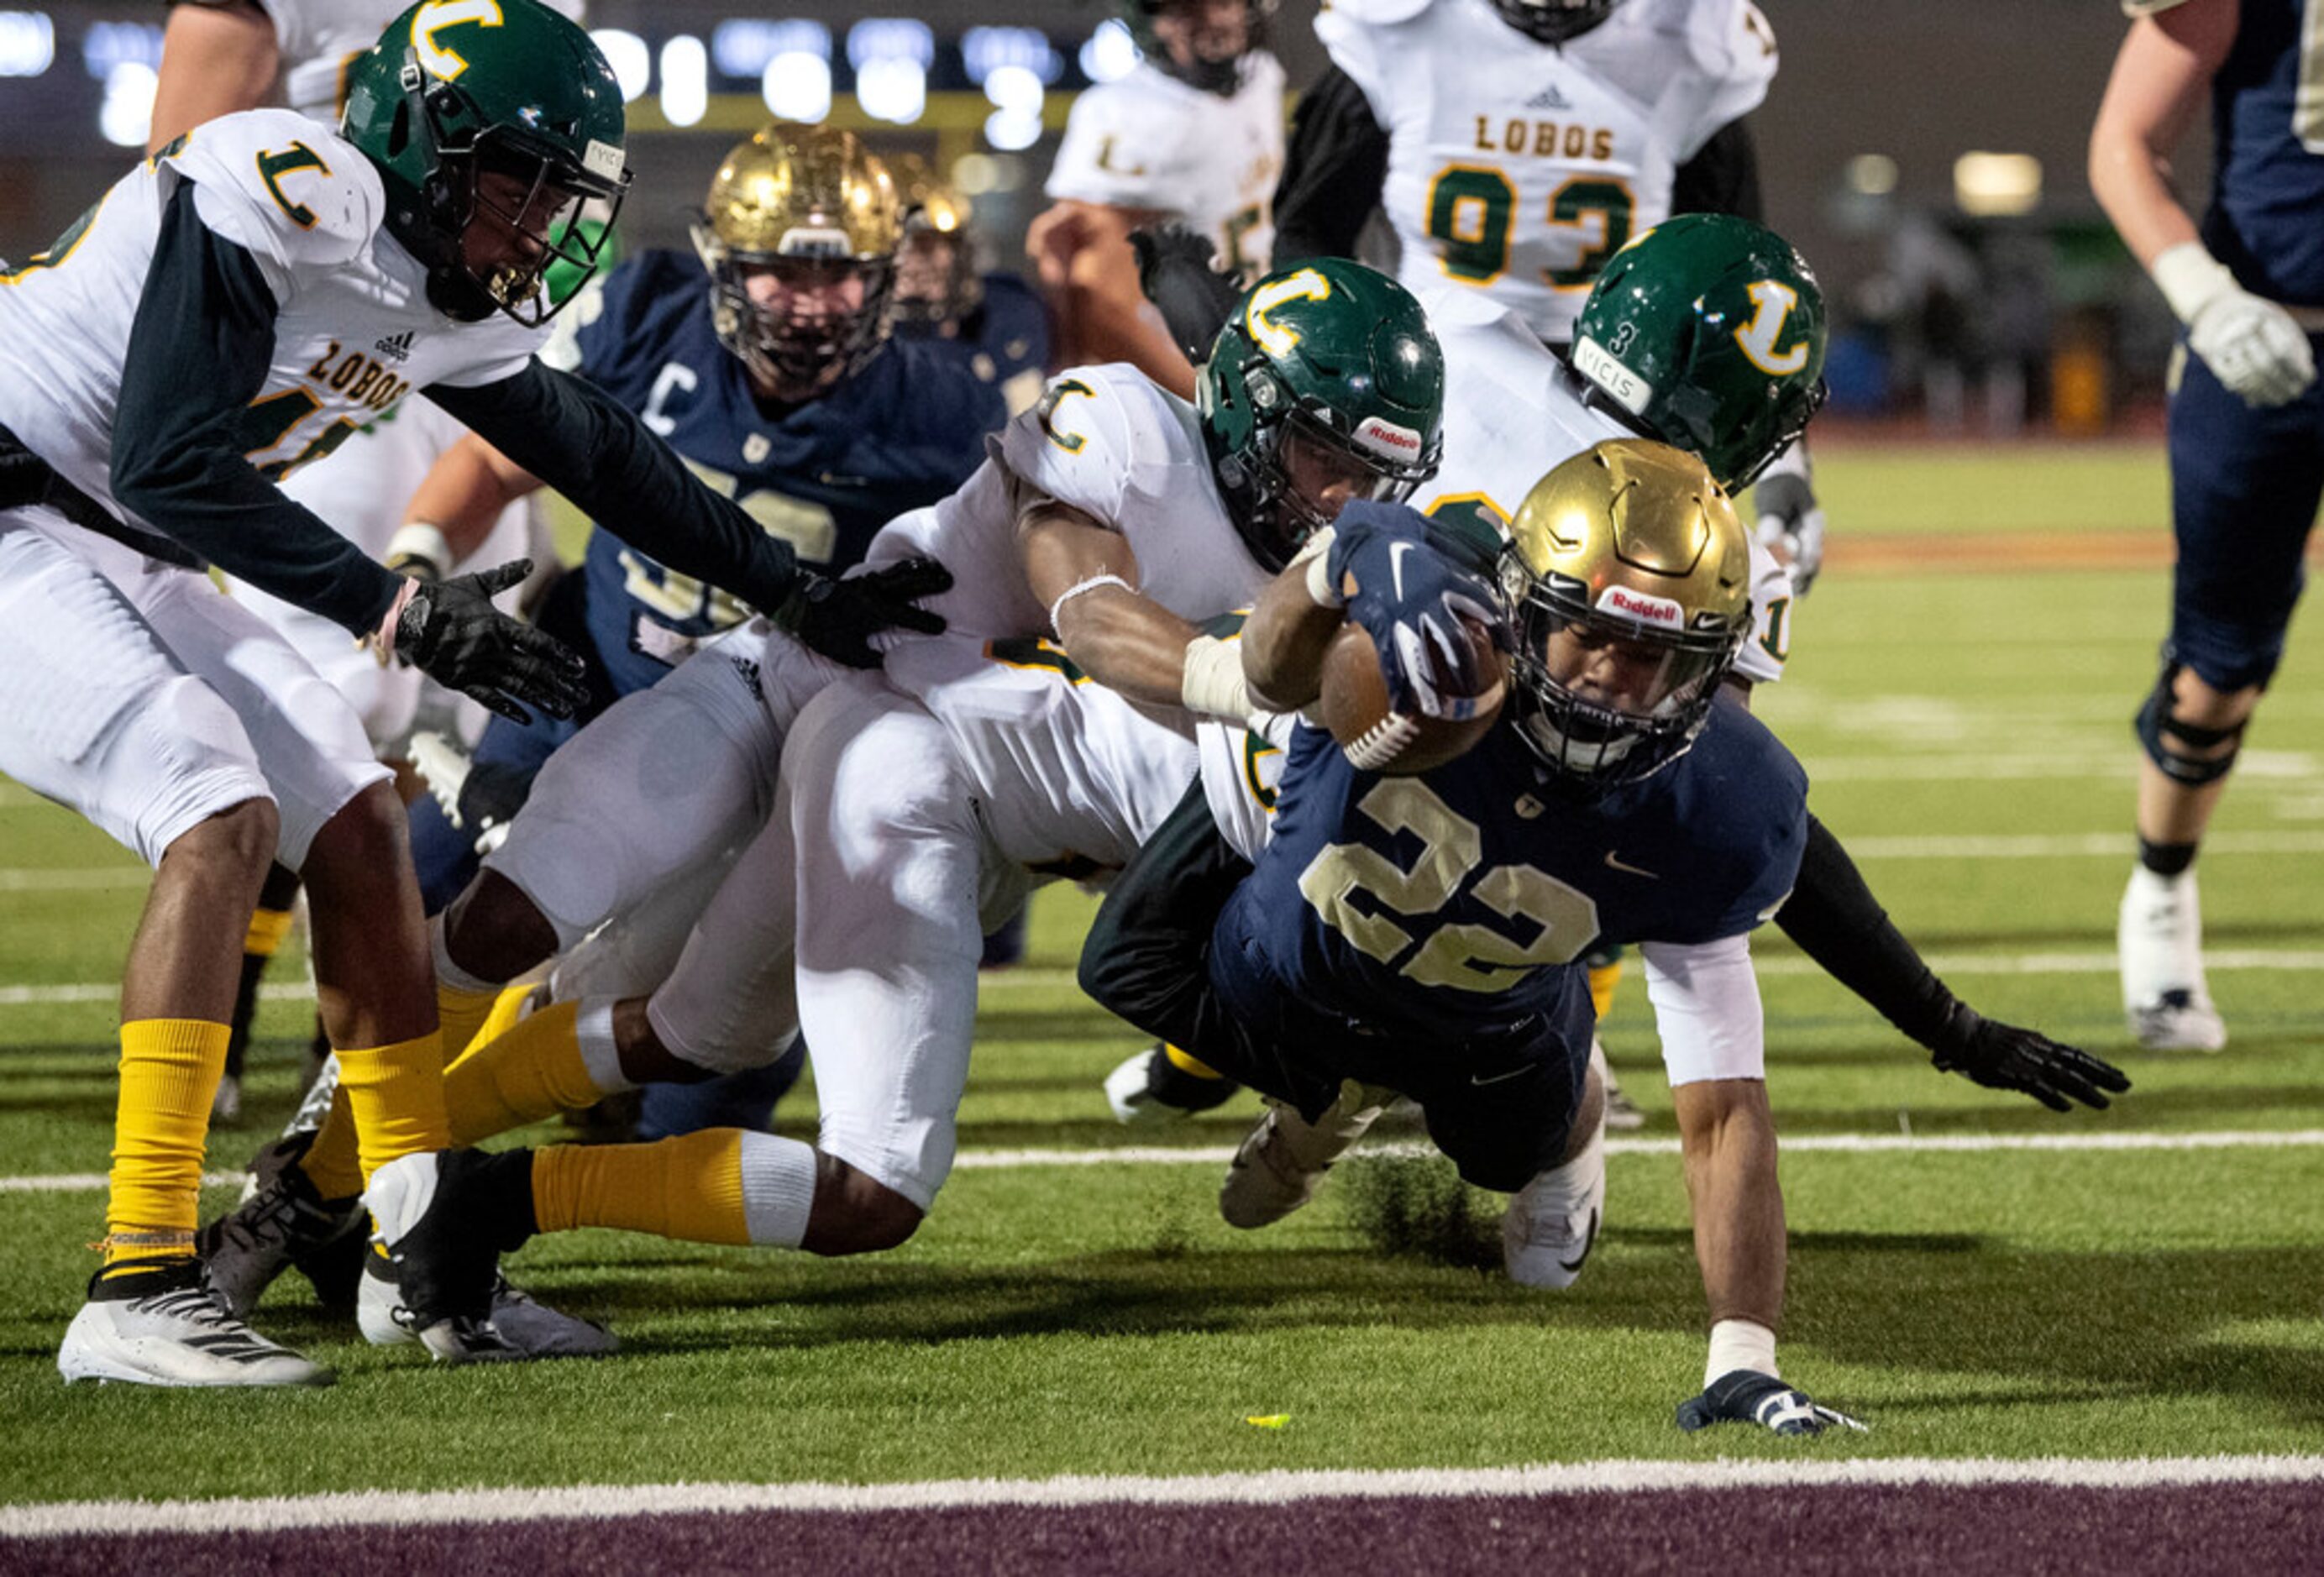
[
  {"x1": 801, "y1": 1157, "x2": 925, "y2": 1256},
  {"x1": 446, "y1": 869, "x2": 560, "y2": 982},
  {"x1": 165, "y1": 795, "x2": 280, "y2": 878},
  {"x1": 2135, "y1": 662, "x2": 2251, "y2": 787}
]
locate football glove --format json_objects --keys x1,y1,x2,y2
[
  {"x1": 776, "y1": 556, "x2": 953, "y2": 669},
  {"x1": 2154, "y1": 243, "x2": 2317, "y2": 409},
  {"x1": 1676, "y1": 1370, "x2": 1868, "y2": 1437},
  {"x1": 391, "y1": 559, "x2": 589, "y2": 726},
  {"x1": 1929, "y1": 1000, "x2": 2131, "y2": 1113},
  {"x1": 1131, "y1": 223, "x2": 1242, "y2": 364},
  {"x1": 1325, "y1": 504, "x2": 1508, "y2": 720},
  {"x1": 1752, "y1": 470, "x2": 1827, "y2": 596}
]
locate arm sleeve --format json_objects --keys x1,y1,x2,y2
[
  {"x1": 1771, "y1": 812, "x2": 1959, "y2": 1050},
  {"x1": 1269, "y1": 64, "x2": 1391, "y2": 266},
  {"x1": 108, "y1": 181, "x2": 402, "y2": 635},
  {"x1": 1670, "y1": 115, "x2": 1764, "y2": 223},
  {"x1": 1639, "y1": 934, "x2": 1766, "y2": 1085},
  {"x1": 423, "y1": 361, "x2": 807, "y2": 614}
]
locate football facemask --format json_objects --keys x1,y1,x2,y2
[{"x1": 1488, "y1": 0, "x2": 1624, "y2": 46}]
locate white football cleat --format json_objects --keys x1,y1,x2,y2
[
  {"x1": 1502, "y1": 1104, "x2": 1607, "y2": 1290},
  {"x1": 59, "y1": 1258, "x2": 331, "y2": 1388},
  {"x1": 2118, "y1": 867, "x2": 2227, "y2": 1052},
  {"x1": 1103, "y1": 1042, "x2": 1238, "y2": 1124},
  {"x1": 1220, "y1": 1079, "x2": 1393, "y2": 1229}
]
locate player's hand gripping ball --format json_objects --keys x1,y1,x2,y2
[{"x1": 1320, "y1": 615, "x2": 1505, "y2": 774}]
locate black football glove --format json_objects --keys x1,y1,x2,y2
[
  {"x1": 778, "y1": 556, "x2": 953, "y2": 669},
  {"x1": 1130, "y1": 223, "x2": 1243, "y2": 363},
  {"x1": 391, "y1": 558, "x2": 589, "y2": 726},
  {"x1": 1676, "y1": 1370, "x2": 1867, "y2": 1437},
  {"x1": 1929, "y1": 1000, "x2": 2131, "y2": 1113}
]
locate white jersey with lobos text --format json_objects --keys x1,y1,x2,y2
[
  {"x1": 1419, "y1": 284, "x2": 1792, "y2": 684},
  {"x1": 1321, "y1": 0, "x2": 1776, "y2": 344},
  {"x1": 270, "y1": 0, "x2": 585, "y2": 123},
  {"x1": 0, "y1": 109, "x2": 539, "y2": 555},
  {"x1": 1044, "y1": 55, "x2": 1286, "y2": 275}
]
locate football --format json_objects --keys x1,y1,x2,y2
[{"x1": 1318, "y1": 618, "x2": 1507, "y2": 776}]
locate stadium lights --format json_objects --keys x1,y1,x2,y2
[
  {"x1": 715, "y1": 18, "x2": 827, "y2": 81},
  {"x1": 0, "y1": 11, "x2": 55, "y2": 77},
  {"x1": 1845, "y1": 154, "x2": 1898, "y2": 197},
  {"x1": 763, "y1": 50, "x2": 831, "y2": 123},
  {"x1": 1078, "y1": 18, "x2": 1137, "y2": 85},
  {"x1": 590, "y1": 29, "x2": 650, "y2": 104},
  {"x1": 846, "y1": 18, "x2": 933, "y2": 70},
  {"x1": 97, "y1": 58, "x2": 153, "y2": 147},
  {"x1": 849, "y1": 18, "x2": 931, "y2": 125},
  {"x1": 659, "y1": 34, "x2": 707, "y2": 127},
  {"x1": 79, "y1": 18, "x2": 159, "y2": 81},
  {"x1": 1954, "y1": 151, "x2": 2041, "y2": 217},
  {"x1": 961, "y1": 25, "x2": 1058, "y2": 87},
  {"x1": 982, "y1": 60, "x2": 1043, "y2": 153}
]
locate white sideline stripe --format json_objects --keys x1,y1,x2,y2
[
  {"x1": 5, "y1": 1454, "x2": 2321, "y2": 1538},
  {"x1": 11, "y1": 943, "x2": 2324, "y2": 1010},
  {"x1": 7, "y1": 1130, "x2": 2324, "y2": 1195}
]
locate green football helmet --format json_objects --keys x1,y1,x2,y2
[
  {"x1": 1198, "y1": 260, "x2": 1445, "y2": 573},
  {"x1": 1115, "y1": 0, "x2": 1276, "y2": 97},
  {"x1": 343, "y1": 0, "x2": 630, "y2": 326},
  {"x1": 1568, "y1": 212, "x2": 1828, "y2": 490}
]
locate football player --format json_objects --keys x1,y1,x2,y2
[
  {"x1": 2091, "y1": 0, "x2": 2323, "y2": 1050},
  {"x1": 206, "y1": 123, "x2": 1000, "y2": 1331},
  {"x1": 207, "y1": 264, "x2": 1445, "y2": 1313},
  {"x1": 1093, "y1": 441, "x2": 1866, "y2": 1433},
  {"x1": 1028, "y1": 0, "x2": 1285, "y2": 396},
  {"x1": 1267, "y1": 0, "x2": 1825, "y2": 591},
  {"x1": 0, "y1": 0, "x2": 935, "y2": 1386},
  {"x1": 888, "y1": 153, "x2": 1050, "y2": 418},
  {"x1": 1104, "y1": 215, "x2": 2130, "y2": 1125},
  {"x1": 146, "y1": 0, "x2": 590, "y2": 1126}
]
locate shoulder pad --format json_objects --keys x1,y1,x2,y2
[
  {"x1": 171, "y1": 111, "x2": 383, "y2": 274},
  {"x1": 998, "y1": 364, "x2": 1182, "y2": 525}
]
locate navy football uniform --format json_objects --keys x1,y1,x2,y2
[
  {"x1": 1199, "y1": 696, "x2": 1806, "y2": 1185},
  {"x1": 892, "y1": 272, "x2": 1050, "y2": 417},
  {"x1": 2169, "y1": 0, "x2": 2324, "y2": 692}
]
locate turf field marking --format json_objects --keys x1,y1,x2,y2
[
  {"x1": 5, "y1": 1454, "x2": 2321, "y2": 1538},
  {"x1": 0, "y1": 867, "x2": 149, "y2": 891},
  {"x1": 6, "y1": 1130, "x2": 2324, "y2": 1193}
]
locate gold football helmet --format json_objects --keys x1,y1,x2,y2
[
  {"x1": 885, "y1": 151, "x2": 984, "y2": 330},
  {"x1": 1500, "y1": 438, "x2": 1751, "y2": 788},
  {"x1": 691, "y1": 123, "x2": 901, "y2": 392}
]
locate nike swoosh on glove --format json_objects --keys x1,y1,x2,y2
[
  {"x1": 1325, "y1": 502, "x2": 1508, "y2": 720},
  {"x1": 1676, "y1": 1369, "x2": 1868, "y2": 1436}
]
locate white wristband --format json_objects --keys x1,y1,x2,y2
[
  {"x1": 1303, "y1": 542, "x2": 1345, "y2": 609},
  {"x1": 2150, "y1": 241, "x2": 2238, "y2": 327},
  {"x1": 1047, "y1": 572, "x2": 1135, "y2": 639},
  {"x1": 386, "y1": 521, "x2": 454, "y2": 576},
  {"x1": 1705, "y1": 1317, "x2": 1779, "y2": 1388},
  {"x1": 1181, "y1": 632, "x2": 1254, "y2": 722}
]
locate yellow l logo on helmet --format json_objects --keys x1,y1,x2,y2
[
  {"x1": 1732, "y1": 280, "x2": 1808, "y2": 375},
  {"x1": 1245, "y1": 268, "x2": 1332, "y2": 359},
  {"x1": 411, "y1": 0, "x2": 504, "y2": 81}
]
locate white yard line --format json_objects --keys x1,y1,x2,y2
[
  {"x1": 5, "y1": 1129, "x2": 2323, "y2": 1195},
  {"x1": 4, "y1": 1454, "x2": 2321, "y2": 1538}
]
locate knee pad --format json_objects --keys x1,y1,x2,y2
[{"x1": 2135, "y1": 663, "x2": 2245, "y2": 787}]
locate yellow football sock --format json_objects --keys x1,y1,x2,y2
[
  {"x1": 102, "y1": 1019, "x2": 229, "y2": 1271},
  {"x1": 243, "y1": 905, "x2": 295, "y2": 961},
  {"x1": 334, "y1": 1031, "x2": 451, "y2": 1181},
  {"x1": 470, "y1": 982, "x2": 540, "y2": 1056},
  {"x1": 438, "y1": 977, "x2": 501, "y2": 1065},
  {"x1": 1163, "y1": 1043, "x2": 1226, "y2": 1080},
  {"x1": 1588, "y1": 959, "x2": 1624, "y2": 1023},
  {"x1": 531, "y1": 1129, "x2": 750, "y2": 1245},
  {"x1": 442, "y1": 1000, "x2": 600, "y2": 1145},
  {"x1": 297, "y1": 1093, "x2": 365, "y2": 1202}
]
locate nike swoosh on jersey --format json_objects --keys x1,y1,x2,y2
[
  {"x1": 1389, "y1": 539, "x2": 1414, "y2": 600},
  {"x1": 1469, "y1": 1063, "x2": 1531, "y2": 1087},
  {"x1": 1603, "y1": 850, "x2": 1659, "y2": 879}
]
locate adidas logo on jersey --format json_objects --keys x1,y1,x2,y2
[
  {"x1": 374, "y1": 331, "x2": 413, "y2": 363},
  {"x1": 1523, "y1": 85, "x2": 1572, "y2": 112}
]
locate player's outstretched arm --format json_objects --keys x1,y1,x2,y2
[
  {"x1": 1021, "y1": 500, "x2": 1231, "y2": 711},
  {"x1": 2092, "y1": 2, "x2": 2314, "y2": 406},
  {"x1": 1027, "y1": 199, "x2": 1200, "y2": 399},
  {"x1": 148, "y1": 0, "x2": 279, "y2": 152},
  {"x1": 1776, "y1": 815, "x2": 2132, "y2": 1112}
]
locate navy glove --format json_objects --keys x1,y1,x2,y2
[
  {"x1": 1325, "y1": 504, "x2": 1507, "y2": 720},
  {"x1": 1676, "y1": 1370, "x2": 1868, "y2": 1437},
  {"x1": 779, "y1": 556, "x2": 953, "y2": 669},
  {"x1": 393, "y1": 559, "x2": 589, "y2": 726},
  {"x1": 1930, "y1": 1001, "x2": 2131, "y2": 1114}
]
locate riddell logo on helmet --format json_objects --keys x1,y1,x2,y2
[
  {"x1": 1354, "y1": 417, "x2": 1422, "y2": 459},
  {"x1": 1601, "y1": 586, "x2": 1682, "y2": 627}
]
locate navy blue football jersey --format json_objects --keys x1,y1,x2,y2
[
  {"x1": 2206, "y1": 0, "x2": 2324, "y2": 305},
  {"x1": 1211, "y1": 695, "x2": 1808, "y2": 1040},
  {"x1": 893, "y1": 272, "x2": 1050, "y2": 411},
  {"x1": 560, "y1": 250, "x2": 1006, "y2": 693}
]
